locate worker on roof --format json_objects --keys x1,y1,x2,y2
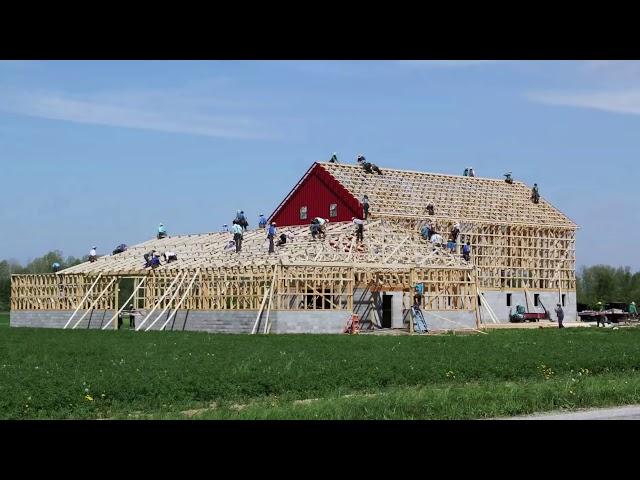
[
  {"x1": 426, "y1": 203, "x2": 435, "y2": 216},
  {"x1": 362, "y1": 195, "x2": 370, "y2": 220},
  {"x1": 329, "y1": 152, "x2": 339, "y2": 163},
  {"x1": 112, "y1": 244, "x2": 127, "y2": 255},
  {"x1": 504, "y1": 172, "x2": 513, "y2": 184},
  {"x1": 420, "y1": 221, "x2": 431, "y2": 241},
  {"x1": 352, "y1": 217, "x2": 364, "y2": 242},
  {"x1": 267, "y1": 222, "x2": 277, "y2": 254},
  {"x1": 143, "y1": 250, "x2": 157, "y2": 268},
  {"x1": 463, "y1": 168, "x2": 469, "y2": 177},
  {"x1": 236, "y1": 210, "x2": 249, "y2": 231},
  {"x1": 531, "y1": 184, "x2": 540, "y2": 204},
  {"x1": 150, "y1": 253, "x2": 161, "y2": 269},
  {"x1": 258, "y1": 214, "x2": 267, "y2": 229},
  {"x1": 231, "y1": 221, "x2": 243, "y2": 253},
  {"x1": 311, "y1": 217, "x2": 328, "y2": 239},
  {"x1": 162, "y1": 251, "x2": 178, "y2": 263},
  {"x1": 158, "y1": 223, "x2": 167, "y2": 239},
  {"x1": 89, "y1": 246, "x2": 97, "y2": 263},
  {"x1": 448, "y1": 223, "x2": 460, "y2": 253},
  {"x1": 52, "y1": 262, "x2": 61, "y2": 273},
  {"x1": 357, "y1": 154, "x2": 383, "y2": 175},
  {"x1": 468, "y1": 167, "x2": 476, "y2": 177},
  {"x1": 462, "y1": 241, "x2": 471, "y2": 262},
  {"x1": 276, "y1": 232, "x2": 288, "y2": 247},
  {"x1": 430, "y1": 232, "x2": 443, "y2": 248},
  {"x1": 221, "y1": 224, "x2": 229, "y2": 233}
]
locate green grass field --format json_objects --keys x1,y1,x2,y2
[
  {"x1": 1, "y1": 326, "x2": 640, "y2": 419},
  {"x1": 0, "y1": 313, "x2": 8, "y2": 327}
]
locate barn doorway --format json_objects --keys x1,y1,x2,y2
[{"x1": 381, "y1": 294, "x2": 393, "y2": 328}]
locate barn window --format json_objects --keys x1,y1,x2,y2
[
  {"x1": 534, "y1": 294, "x2": 540, "y2": 307},
  {"x1": 329, "y1": 204, "x2": 337, "y2": 217},
  {"x1": 506, "y1": 293, "x2": 512, "y2": 306},
  {"x1": 300, "y1": 206, "x2": 308, "y2": 220},
  {"x1": 562, "y1": 294, "x2": 566, "y2": 307}
]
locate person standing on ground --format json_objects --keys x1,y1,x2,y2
[
  {"x1": 629, "y1": 301, "x2": 638, "y2": 319},
  {"x1": 128, "y1": 304, "x2": 136, "y2": 329},
  {"x1": 555, "y1": 303, "x2": 565, "y2": 329},
  {"x1": 232, "y1": 221, "x2": 243, "y2": 253},
  {"x1": 596, "y1": 301, "x2": 607, "y2": 327},
  {"x1": 362, "y1": 195, "x2": 370, "y2": 220},
  {"x1": 353, "y1": 217, "x2": 364, "y2": 242},
  {"x1": 267, "y1": 222, "x2": 277, "y2": 254}
]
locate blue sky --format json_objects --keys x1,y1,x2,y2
[{"x1": 0, "y1": 60, "x2": 637, "y2": 269}]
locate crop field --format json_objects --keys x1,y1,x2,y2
[{"x1": 1, "y1": 326, "x2": 640, "y2": 419}]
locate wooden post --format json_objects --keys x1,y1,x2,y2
[
  {"x1": 160, "y1": 269, "x2": 200, "y2": 331},
  {"x1": 136, "y1": 272, "x2": 184, "y2": 331},
  {"x1": 64, "y1": 273, "x2": 102, "y2": 329},
  {"x1": 72, "y1": 278, "x2": 117, "y2": 329},
  {"x1": 103, "y1": 277, "x2": 147, "y2": 330}
]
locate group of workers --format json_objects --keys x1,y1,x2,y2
[
  {"x1": 143, "y1": 250, "x2": 177, "y2": 268},
  {"x1": 74, "y1": 156, "x2": 546, "y2": 270},
  {"x1": 503, "y1": 172, "x2": 541, "y2": 204},
  {"x1": 420, "y1": 220, "x2": 471, "y2": 261}
]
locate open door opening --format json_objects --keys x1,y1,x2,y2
[{"x1": 382, "y1": 294, "x2": 392, "y2": 328}]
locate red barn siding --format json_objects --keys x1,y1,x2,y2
[{"x1": 270, "y1": 163, "x2": 363, "y2": 227}]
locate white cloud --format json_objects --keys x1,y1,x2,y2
[
  {"x1": 528, "y1": 88, "x2": 640, "y2": 116},
  {"x1": 0, "y1": 86, "x2": 276, "y2": 140}
]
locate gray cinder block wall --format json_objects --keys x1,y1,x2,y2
[
  {"x1": 11, "y1": 310, "x2": 117, "y2": 329},
  {"x1": 481, "y1": 291, "x2": 577, "y2": 323}
]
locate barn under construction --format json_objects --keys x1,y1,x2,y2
[{"x1": 10, "y1": 161, "x2": 577, "y2": 333}]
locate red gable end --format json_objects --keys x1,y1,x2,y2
[{"x1": 269, "y1": 163, "x2": 363, "y2": 227}]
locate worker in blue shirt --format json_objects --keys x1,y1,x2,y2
[
  {"x1": 236, "y1": 210, "x2": 248, "y2": 231},
  {"x1": 157, "y1": 223, "x2": 167, "y2": 239},
  {"x1": 267, "y1": 222, "x2": 277, "y2": 254},
  {"x1": 258, "y1": 214, "x2": 267, "y2": 229},
  {"x1": 231, "y1": 221, "x2": 243, "y2": 253}
]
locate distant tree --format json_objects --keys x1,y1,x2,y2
[{"x1": 577, "y1": 265, "x2": 640, "y2": 308}]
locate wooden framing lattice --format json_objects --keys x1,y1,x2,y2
[{"x1": 10, "y1": 162, "x2": 576, "y2": 319}]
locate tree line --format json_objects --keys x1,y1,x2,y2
[
  {"x1": 1, "y1": 252, "x2": 639, "y2": 312},
  {"x1": 576, "y1": 265, "x2": 640, "y2": 309}
]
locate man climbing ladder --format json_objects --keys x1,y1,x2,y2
[{"x1": 412, "y1": 284, "x2": 428, "y2": 333}]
